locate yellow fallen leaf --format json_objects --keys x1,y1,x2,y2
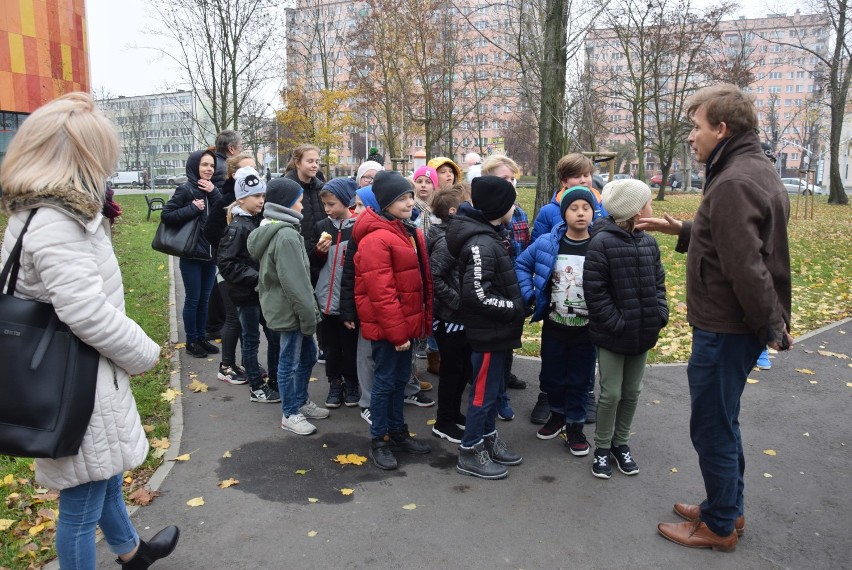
[
  {"x1": 188, "y1": 378, "x2": 208, "y2": 393},
  {"x1": 763, "y1": 449, "x2": 777, "y2": 456},
  {"x1": 174, "y1": 342, "x2": 186, "y2": 349},
  {"x1": 333, "y1": 454, "x2": 368, "y2": 466},
  {"x1": 651, "y1": 400, "x2": 661, "y2": 404},
  {"x1": 426, "y1": 419, "x2": 436, "y2": 425},
  {"x1": 157, "y1": 264, "x2": 165, "y2": 271},
  {"x1": 809, "y1": 380, "x2": 818, "y2": 384},
  {"x1": 150, "y1": 437, "x2": 170, "y2": 449},
  {"x1": 142, "y1": 424, "x2": 155, "y2": 433},
  {"x1": 308, "y1": 498, "x2": 319, "y2": 503},
  {"x1": 174, "y1": 454, "x2": 191, "y2": 461},
  {"x1": 3, "y1": 473, "x2": 15, "y2": 486},
  {"x1": 817, "y1": 350, "x2": 849, "y2": 360},
  {"x1": 0, "y1": 519, "x2": 16, "y2": 531},
  {"x1": 402, "y1": 503, "x2": 417, "y2": 510},
  {"x1": 764, "y1": 473, "x2": 773, "y2": 478},
  {"x1": 340, "y1": 488, "x2": 354, "y2": 496},
  {"x1": 295, "y1": 469, "x2": 310, "y2": 475},
  {"x1": 186, "y1": 497, "x2": 204, "y2": 508},
  {"x1": 795, "y1": 368, "x2": 815, "y2": 375},
  {"x1": 309, "y1": 377, "x2": 318, "y2": 382},
  {"x1": 124, "y1": 476, "x2": 132, "y2": 484},
  {"x1": 307, "y1": 530, "x2": 318, "y2": 537},
  {"x1": 747, "y1": 378, "x2": 759, "y2": 384},
  {"x1": 28, "y1": 522, "x2": 47, "y2": 536},
  {"x1": 670, "y1": 467, "x2": 678, "y2": 473},
  {"x1": 218, "y1": 478, "x2": 239, "y2": 488},
  {"x1": 160, "y1": 388, "x2": 182, "y2": 403},
  {"x1": 222, "y1": 451, "x2": 232, "y2": 458}
]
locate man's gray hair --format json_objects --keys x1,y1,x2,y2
[{"x1": 215, "y1": 130, "x2": 242, "y2": 156}]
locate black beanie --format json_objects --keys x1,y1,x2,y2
[
  {"x1": 471, "y1": 176, "x2": 516, "y2": 221},
  {"x1": 265, "y1": 177, "x2": 303, "y2": 208},
  {"x1": 372, "y1": 171, "x2": 413, "y2": 211},
  {"x1": 560, "y1": 186, "x2": 596, "y2": 219}
]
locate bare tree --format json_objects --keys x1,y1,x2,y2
[{"x1": 705, "y1": 17, "x2": 761, "y2": 88}]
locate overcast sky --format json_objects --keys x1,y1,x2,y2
[{"x1": 85, "y1": 0, "x2": 805, "y2": 101}]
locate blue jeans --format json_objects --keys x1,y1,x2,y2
[
  {"x1": 688, "y1": 327, "x2": 763, "y2": 537},
  {"x1": 370, "y1": 340, "x2": 412, "y2": 438},
  {"x1": 179, "y1": 258, "x2": 217, "y2": 343},
  {"x1": 461, "y1": 350, "x2": 507, "y2": 447},
  {"x1": 278, "y1": 331, "x2": 317, "y2": 416},
  {"x1": 539, "y1": 335, "x2": 596, "y2": 423},
  {"x1": 237, "y1": 304, "x2": 280, "y2": 390},
  {"x1": 56, "y1": 473, "x2": 138, "y2": 569}
]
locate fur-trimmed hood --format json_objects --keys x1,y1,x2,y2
[{"x1": 2, "y1": 185, "x2": 103, "y2": 226}]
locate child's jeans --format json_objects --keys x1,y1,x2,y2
[
  {"x1": 461, "y1": 349, "x2": 508, "y2": 447},
  {"x1": 237, "y1": 304, "x2": 280, "y2": 390},
  {"x1": 370, "y1": 340, "x2": 412, "y2": 438},
  {"x1": 594, "y1": 347, "x2": 648, "y2": 449},
  {"x1": 278, "y1": 331, "x2": 317, "y2": 417},
  {"x1": 539, "y1": 335, "x2": 596, "y2": 424}
]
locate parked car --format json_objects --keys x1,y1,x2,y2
[
  {"x1": 649, "y1": 174, "x2": 663, "y2": 188},
  {"x1": 780, "y1": 177, "x2": 825, "y2": 195},
  {"x1": 153, "y1": 175, "x2": 170, "y2": 187},
  {"x1": 110, "y1": 171, "x2": 143, "y2": 187},
  {"x1": 669, "y1": 171, "x2": 702, "y2": 189},
  {"x1": 613, "y1": 173, "x2": 631, "y2": 181}
]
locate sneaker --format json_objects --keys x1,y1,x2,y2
[
  {"x1": 506, "y1": 373, "x2": 527, "y2": 390},
  {"x1": 756, "y1": 349, "x2": 771, "y2": 370},
  {"x1": 457, "y1": 441, "x2": 508, "y2": 479},
  {"x1": 317, "y1": 350, "x2": 326, "y2": 364},
  {"x1": 199, "y1": 339, "x2": 220, "y2": 354},
  {"x1": 389, "y1": 425, "x2": 431, "y2": 454},
  {"x1": 592, "y1": 448, "x2": 613, "y2": 479},
  {"x1": 370, "y1": 436, "x2": 398, "y2": 470},
  {"x1": 250, "y1": 385, "x2": 281, "y2": 403},
  {"x1": 585, "y1": 390, "x2": 597, "y2": 424},
  {"x1": 403, "y1": 393, "x2": 435, "y2": 407},
  {"x1": 455, "y1": 412, "x2": 466, "y2": 430},
  {"x1": 431, "y1": 421, "x2": 465, "y2": 444},
  {"x1": 185, "y1": 341, "x2": 207, "y2": 358},
  {"x1": 360, "y1": 407, "x2": 372, "y2": 425},
  {"x1": 484, "y1": 432, "x2": 522, "y2": 465},
  {"x1": 497, "y1": 394, "x2": 514, "y2": 421},
  {"x1": 218, "y1": 363, "x2": 248, "y2": 385},
  {"x1": 611, "y1": 444, "x2": 639, "y2": 475},
  {"x1": 281, "y1": 413, "x2": 316, "y2": 435},
  {"x1": 325, "y1": 379, "x2": 344, "y2": 409},
  {"x1": 565, "y1": 422, "x2": 590, "y2": 456},
  {"x1": 299, "y1": 400, "x2": 330, "y2": 419},
  {"x1": 343, "y1": 380, "x2": 360, "y2": 407},
  {"x1": 530, "y1": 392, "x2": 549, "y2": 424},
  {"x1": 536, "y1": 412, "x2": 566, "y2": 440}
]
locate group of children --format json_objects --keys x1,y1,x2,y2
[{"x1": 208, "y1": 148, "x2": 668, "y2": 481}]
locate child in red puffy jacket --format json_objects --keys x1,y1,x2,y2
[{"x1": 353, "y1": 171, "x2": 434, "y2": 470}]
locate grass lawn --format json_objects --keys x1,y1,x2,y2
[
  {"x1": 516, "y1": 189, "x2": 852, "y2": 362},
  {"x1": 0, "y1": 195, "x2": 174, "y2": 569}
]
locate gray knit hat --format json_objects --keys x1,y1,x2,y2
[{"x1": 601, "y1": 179, "x2": 652, "y2": 222}]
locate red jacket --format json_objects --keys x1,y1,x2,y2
[{"x1": 353, "y1": 208, "x2": 433, "y2": 345}]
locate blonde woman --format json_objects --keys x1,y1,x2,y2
[{"x1": 0, "y1": 92, "x2": 178, "y2": 568}]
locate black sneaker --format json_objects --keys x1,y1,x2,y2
[
  {"x1": 432, "y1": 421, "x2": 465, "y2": 444},
  {"x1": 403, "y1": 393, "x2": 435, "y2": 407},
  {"x1": 506, "y1": 373, "x2": 527, "y2": 390},
  {"x1": 185, "y1": 342, "x2": 207, "y2": 358},
  {"x1": 565, "y1": 422, "x2": 590, "y2": 456},
  {"x1": 199, "y1": 339, "x2": 220, "y2": 354},
  {"x1": 530, "y1": 392, "x2": 549, "y2": 424},
  {"x1": 592, "y1": 448, "x2": 612, "y2": 479},
  {"x1": 250, "y1": 385, "x2": 281, "y2": 403},
  {"x1": 218, "y1": 363, "x2": 248, "y2": 385},
  {"x1": 325, "y1": 379, "x2": 344, "y2": 409},
  {"x1": 611, "y1": 444, "x2": 639, "y2": 475},
  {"x1": 585, "y1": 390, "x2": 597, "y2": 424},
  {"x1": 536, "y1": 412, "x2": 566, "y2": 440},
  {"x1": 389, "y1": 425, "x2": 431, "y2": 454},
  {"x1": 370, "y1": 437, "x2": 398, "y2": 470},
  {"x1": 343, "y1": 380, "x2": 360, "y2": 407}
]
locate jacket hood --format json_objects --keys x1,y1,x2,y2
[
  {"x1": 185, "y1": 149, "x2": 218, "y2": 187},
  {"x1": 590, "y1": 215, "x2": 641, "y2": 240},
  {"x1": 249, "y1": 215, "x2": 300, "y2": 260},
  {"x1": 445, "y1": 202, "x2": 500, "y2": 258},
  {"x1": 1, "y1": 184, "x2": 102, "y2": 225}
]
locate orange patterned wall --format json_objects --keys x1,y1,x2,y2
[{"x1": 0, "y1": 0, "x2": 89, "y2": 114}]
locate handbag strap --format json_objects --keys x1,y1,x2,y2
[{"x1": 0, "y1": 209, "x2": 39, "y2": 296}]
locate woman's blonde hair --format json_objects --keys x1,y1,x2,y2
[
  {"x1": 0, "y1": 92, "x2": 118, "y2": 209},
  {"x1": 481, "y1": 155, "x2": 520, "y2": 178},
  {"x1": 227, "y1": 151, "x2": 255, "y2": 179}
]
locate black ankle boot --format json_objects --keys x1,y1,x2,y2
[
  {"x1": 118, "y1": 526, "x2": 180, "y2": 569},
  {"x1": 389, "y1": 424, "x2": 431, "y2": 454}
]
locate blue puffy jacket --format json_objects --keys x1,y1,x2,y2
[
  {"x1": 531, "y1": 188, "x2": 608, "y2": 242},
  {"x1": 515, "y1": 221, "x2": 565, "y2": 322}
]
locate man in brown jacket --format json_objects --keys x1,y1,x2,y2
[{"x1": 637, "y1": 83, "x2": 793, "y2": 552}]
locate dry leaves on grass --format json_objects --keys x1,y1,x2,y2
[{"x1": 160, "y1": 388, "x2": 182, "y2": 403}]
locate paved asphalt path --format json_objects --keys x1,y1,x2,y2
[{"x1": 95, "y1": 260, "x2": 851, "y2": 570}]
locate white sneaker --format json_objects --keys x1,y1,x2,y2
[
  {"x1": 360, "y1": 407, "x2": 372, "y2": 425},
  {"x1": 281, "y1": 413, "x2": 317, "y2": 435},
  {"x1": 299, "y1": 400, "x2": 330, "y2": 419}
]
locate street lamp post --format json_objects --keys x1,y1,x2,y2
[{"x1": 267, "y1": 103, "x2": 280, "y2": 174}]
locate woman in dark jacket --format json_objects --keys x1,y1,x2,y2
[
  {"x1": 161, "y1": 148, "x2": 222, "y2": 358},
  {"x1": 284, "y1": 144, "x2": 325, "y2": 257}
]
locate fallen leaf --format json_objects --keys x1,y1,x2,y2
[
  {"x1": 28, "y1": 522, "x2": 47, "y2": 536},
  {"x1": 747, "y1": 378, "x2": 759, "y2": 384},
  {"x1": 809, "y1": 380, "x2": 818, "y2": 384},
  {"x1": 160, "y1": 388, "x2": 182, "y2": 403},
  {"x1": 2, "y1": 474, "x2": 14, "y2": 486},
  {"x1": 157, "y1": 264, "x2": 165, "y2": 271},
  {"x1": 804, "y1": 432, "x2": 810, "y2": 437},
  {"x1": 795, "y1": 368, "x2": 815, "y2": 375},
  {"x1": 426, "y1": 419, "x2": 436, "y2": 425},
  {"x1": 307, "y1": 530, "x2": 318, "y2": 537},
  {"x1": 124, "y1": 476, "x2": 132, "y2": 484},
  {"x1": 142, "y1": 424, "x2": 155, "y2": 433},
  {"x1": 322, "y1": 444, "x2": 328, "y2": 448},
  {"x1": 128, "y1": 487, "x2": 160, "y2": 506},
  {"x1": 0, "y1": 518, "x2": 15, "y2": 531},
  {"x1": 402, "y1": 503, "x2": 417, "y2": 510},
  {"x1": 763, "y1": 449, "x2": 777, "y2": 456},
  {"x1": 651, "y1": 400, "x2": 661, "y2": 404},
  {"x1": 763, "y1": 473, "x2": 773, "y2": 478},
  {"x1": 150, "y1": 437, "x2": 170, "y2": 449},
  {"x1": 152, "y1": 448, "x2": 167, "y2": 459},
  {"x1": 174, "y1": 342, "x2": 186, "y2": 349},
  {"x1": 817, "y1": 350, "x2": 849, "y2": 360},
  {"x1": 308, "y1": 498, "x2": 319, "y2": 503},
  {"x1": 174, "y1": 454, "x2": 191, "y2": 461},
  {"x1": 340, "y1": 488, "x2": 354, "y2": 496},
  {"x1": 295, "y1": 469, "x2": 311, "y2": 475},
  {"x1": 333, "y1": 454, "x2": 368, "y2": 466},
  {"x1": 218, "y1": 479, "x2": 239, "y2": 489},
  {"x1": 188, "y1": 378, "x2": 209, "y2": 393},
  {"x1": 186, "y1": 497, "x2": 205, "y2": 508},
  {"x1": 670, "y1": 467, "x2": 678, "y2": 473},
  {"x1": 222, "y1": 451, "x2": 232, "y2": 458},
  {"x1": 309, "y1": 377, "x2": 318, "y2": 382}
]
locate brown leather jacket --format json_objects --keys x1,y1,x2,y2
[{"x1": 676, "y1": 130, "x2": 791, "y2": 345}]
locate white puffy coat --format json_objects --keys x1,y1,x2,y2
[{"x1": 1, "y1": 205, "x2": 160, "y2": 490}]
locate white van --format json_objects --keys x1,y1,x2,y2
[{"x1": 110, "y1": 171, "x2": 143, "y2": 187}]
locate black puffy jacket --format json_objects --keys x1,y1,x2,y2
[
  {"x1": 582, "y1": 217, "x2": 668, "y2": 355},
  {"x1": 338, "y1": 233, "x2": 358, "y2": 323},
  {"x1": 160, "y1": 180, "x2": 221, "y2": 263},
  {"x1": 428, "y1": 223, "x2": 462, "y2": 324},
  {"x1": 445, "y1": 204, "x2": 525, "y2": 352},
  {"x1": 285, "y1": 170, "x2": 325, "y2": 247},
  {"x1": 216, "y1": 211, "x2": 262, "y2": 306}
]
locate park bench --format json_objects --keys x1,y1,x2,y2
[{"x1": 145, "y1": 194, "x2": 165, "y2": 221}]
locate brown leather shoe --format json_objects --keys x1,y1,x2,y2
[
  {"x1": 426, "y1": 351, "x2": 440, "y2": 375},
  {"x1": 657, "y1": 520, "x2": 737, "y2": 552},
  {"x1": 419, "y1": 381, "x2": 433, "y2": 392},
  {"x1": 673, "y1": 503, "x2": 745, "y2": 536}
]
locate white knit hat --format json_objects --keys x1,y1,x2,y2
[
  {"x1": 356, "y1": 161, "x2": 384, "y2": 183},
  {"x1": 602, "y1": 179, "x2": 652, "y2": 222}
]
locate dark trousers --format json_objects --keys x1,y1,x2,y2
[
  {"x1": 218, "y1": 281, "x2": 242, "y2": 367},
  {"x1": 688, "y1": 327, "x2": 763, "y2": 537},
  {"x1": 539, "y1": 335, "x2": 596, "y2": 424},
  {"x1": 178, "y1": 258, "x2": 216, "y2": 343},
  {"x1": 461, "y1": 350, "x2": 508, "y2": 447},
  {"x1": 236, "y1": 304, "x2": 280, "y2": 390},
  {"x1": 205, "y1": 271, "x2": 226, "y2": 336},
  {"x1": 370, "y1": 340, "x2": 412, "y2": 438},
  {"x1": 434, "y1": 321, "x2": 470, "y2": 426},
  {"x1": 322, "y1": 314, "x2": 358, "y2": 383}
]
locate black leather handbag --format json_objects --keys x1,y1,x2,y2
[
  {"x1": 0, "y1": 209, "x2": 100, "y2": 459},
  {"x1": 151, "y1": 215, "x2": 206, "y2": 259}
]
